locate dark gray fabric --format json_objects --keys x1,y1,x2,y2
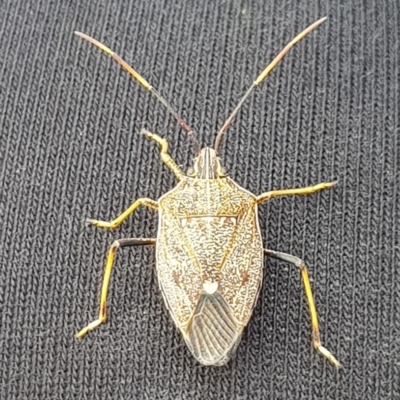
[{"x1": 1, "y1": 0, "x2": 399, "y2": 399}]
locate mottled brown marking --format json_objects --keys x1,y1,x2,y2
[
  {"x1": 241, "y1": 271, "x2": 249, "y2": 285},
  {"x1": 172, "y1": 270, "x2": 181, "y2": 287}
]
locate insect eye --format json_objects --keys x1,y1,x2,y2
[{"x1": 187, "y1": 167, "x2": 195, "y2": 176}]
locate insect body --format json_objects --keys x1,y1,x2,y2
[
  {"x1": 75, "y1": 17, "x2": 341, "y2": 368},
  {"x1": 157, "y1": 153, "x2": 263, "y2": 365}
]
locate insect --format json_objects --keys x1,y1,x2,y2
[{"x1": 75, "y1": 17, "x2": 341, "y2": 368}]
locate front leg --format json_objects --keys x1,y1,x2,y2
[
  {"x1": 141, "y1": 129, "x2": 186, "y2": 181},
  {"x1": 87, "y1": 197, "x2": 158, "y2": 229},
  {"x1": 265, "y1": 249, "x2": 341, "y2": 368},
  {"x1": 257, "y1": 181, "x2": 337, "y2": 204}
]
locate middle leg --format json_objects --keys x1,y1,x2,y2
[
  {"x1": 87, "y1": 197, "x2": 158, "y2": 229},
  {"x1": 257, "y1": 181, "x2": 337, "y2": 204}
]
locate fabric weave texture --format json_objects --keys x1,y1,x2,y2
[{"x1": 0, "y1": 0, "x2": 399, "y2": 399}]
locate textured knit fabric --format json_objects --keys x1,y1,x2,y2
[{"x1": 0, "y1": 1, "x2": 399, "y2": 399}]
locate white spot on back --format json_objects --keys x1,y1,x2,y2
[{"x1": 203, "y1": 281, "x2": 218, "y2": 294}]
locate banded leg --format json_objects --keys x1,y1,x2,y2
[
  {"x1": 76, "y1": 238, "x2": 156, "y2": 339},
  {"x1": 257, "y1": 181, "x2": 337, "y2": 204},
  {"x1": 264, "y1": 249, "x2": 341, "y2": 368},
  {"x1": 141, "y1": 129, "x2": 186, "y2": 180},
  {"x1": 87, "y1": 197, "x2": 158, "y2": 229}
]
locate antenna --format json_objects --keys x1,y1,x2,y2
[
  {"x1": 75, "y1": 32, "x2": 201, "y2": 155},
  {"x1": 214, "y1": 17, "x2": 327, "y2": 153}
]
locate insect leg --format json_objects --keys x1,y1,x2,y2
[
  {"x1": 264, "y1": 249, "x2": 341, "y2": 368},
  {"x1": 87, "y1": 197, "x2": 158, "y2": 229},
  {"x1": 257, "y1": 181, "x2": 337, "y2": 204},
  {"x1": 141, "y1": 129, "x2": 186, "y2": 181},
  {"x1": 76, "y1": 238, "x2": 156, "y2": 339}
]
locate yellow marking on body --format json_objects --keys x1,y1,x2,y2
[
  {"x1": 166, "y1": 207, "x2": 203, "y2": 274},
  {"x1": 180, "y1": 214, "x2": 238, "y2": 219}
]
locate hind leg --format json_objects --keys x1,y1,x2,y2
[
  {"x1": 76, "y1": 238, "x2": 156, "y2": 338},
  {"x1": 264, "y1": 249, "x2": 341, "y2": 368}
]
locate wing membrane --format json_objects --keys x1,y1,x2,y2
[{"x1": 185, "y1": 292, "x2": 242, "y2": 366}]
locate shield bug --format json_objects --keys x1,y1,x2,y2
[{"x1": 75, "y1": 17, "x2": 341, "y2": 368}]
